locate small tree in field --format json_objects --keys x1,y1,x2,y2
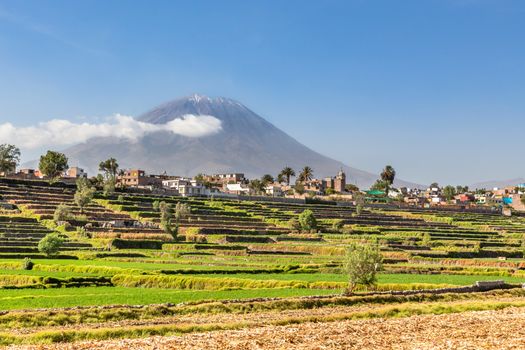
[
  {"x1": 53, "y1": 204, "x2": 72, "y2": 222},
  {"x1": 74, "y1": 178, "x2": 95, "y2": 214},
  {"x1": 344, "y1": 242, "x2": 383, "y2": 293},
  {"x1": 159, "y1": 201, "x2": 174, "y2": 237},
  {"x1": 173, "y1": 202, "x2": 191, "y2": 239},
  {"x1": 38, "y1": 233, "x2": 64, "y2": 256},
  {"x1": 298, "y1": 209, "x2": 317, "y2": 232}
]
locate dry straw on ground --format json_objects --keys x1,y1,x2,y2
[{"x1": 12, "y1": 306, "x2": 525, "y2": 350}]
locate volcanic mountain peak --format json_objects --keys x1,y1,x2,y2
[
  {"x1": 56, "y1": 95, "x2": 422, "y2": 189},
  {"x1": 138, "y1": 94, "x2": 251, "y2": 125}
]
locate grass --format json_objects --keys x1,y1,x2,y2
[
  {"x1": 189, "y1": 272, "x2": 525, "y2": 285},
  {"x1": 0, "y1": 286, "x2": 337, "y2": 310}
]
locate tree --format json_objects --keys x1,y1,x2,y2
[
  {"x1": 345, "y1": 184, "x2": 359, "y2": 192},
  {"x1": 455, "y1": 185, "x2": 469, "y2": 194},
  {"x1": 443, "y1": 185, "x2": 456, "y2": 201},
  {"x1": 0, "y1": 144, "x2": 20, "y2": 175},
  {"x1": 344, "y1": 242, "x2": 383, "y2": 292},
  {"x1": 276, "y1": 173, "x2": 285, "y2": 184},
  {"x1": 249, "y1": 179, "x2": 265, "y2": 195},
  {"x1": 159, "y1": 201, "x2": 173, "y2": 236},
  {"x1": 99, "y1": 158, "x2": 119, "y2": 179},
  {"x1": 261, "y1": 174, "x2": 274, "y2": 185},
  {"x1": 103, "y1": 176, "x2": 116, "y2": 196},
  {"x1": 380, "y1": 165, "x2": 396, "y2": 193},
  {"x1": 280, "y1": 166, "x2": 296, "y2": 185},
  {"x1": 298, "y1": 209, "x2": 317, "y2": 232},
  {"x1": 38, "y1": 233, "x2": 64, "y2": 256},
  {"x1": 173, "y1": 202, "x2": 191, "y2": 239},
  {"x1": 298, "y1": 166, "x2": 314, "y2": 183},
  {"x1": 370, "y1": 179, "x2": 389, "y2": 192},
  {"x1": 89, "y1": 174, "x2": 105, "y2": 188},
  {"x1": 429, "y1": 182, "x2": 439, "y2": 189},
  {"x1": 294, "y1": 182, "x2": 305, "y2": 195},
  {"x1": 74, "y1": 178, "x2": 95, "y2": 214},
  {"x1": 39, "y1": 151, "x2": 68, "y2": 179}
]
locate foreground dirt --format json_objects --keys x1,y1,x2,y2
[{"x1": 14, "y1": 307, "x2": 525, "y2": 350}]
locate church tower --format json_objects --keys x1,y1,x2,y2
[{"x1": 334, "y1": 168, "x2": 346, "y2": 192}]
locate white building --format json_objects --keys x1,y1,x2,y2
[
  {"x1": 162, "y1": 178, "x2": 213, "y2": 197},
  {"x1": 225, "y1": 183, "x2": 250, "y2": 195},
  {"x1": 265, "y1": 184, "x2": 284, "y2": 197}
]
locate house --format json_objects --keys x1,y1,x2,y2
[
  {"x1": 162, "y1": 178, "x2": 213, "y2": 197},
  {"x1": 265, "y1": 183, "x2": 284, "y2": 197},
  {"x1": 454, "y1": 193, "x2": 475, "y2": 204},
  {"x1": 215, "y1": 173, "x2": 245, "y2": 183},
  {"x1": 225, "y1": 183, "x2": 250, "y2": 195},
  {"x1": 64, "y1": 167, "x2": 87, "y2": 179},
  {"x1": 510, "y1": 193, "x2": 525, "y2": 211},
  {"x1": 118, "y1": 169, "x2": 163, "y2": 189}
]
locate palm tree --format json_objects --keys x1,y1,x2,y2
[
  {"x1": 299, "y1": 166, "x2": 313, "y2": 183},
  {"x1": 380, "y1": 165, "x2": 396, "y2": 185},
  {"x1": 99, "y1": 158, "x2": 119, "y2": 179},
  {"x1": 380, "y1": 165, "x2": 396, "y2": 194},
  {"x1": 276, "y1": 173, "x2": 285, "y2": 184},
  {"x1": 279, "y1": 166, "x2": 296, "y2": 185}
]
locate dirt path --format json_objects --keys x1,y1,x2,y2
[{"x1": 14, "y1": 306, "x2": 525, "y2": 350}]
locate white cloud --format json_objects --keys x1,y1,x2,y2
[{"x1": 0, "y1": 114, "x2": 222, "y2": 149}]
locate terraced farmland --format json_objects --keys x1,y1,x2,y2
[{"x1": 0, "y1": 178, "x2": 524, "y2": 348}]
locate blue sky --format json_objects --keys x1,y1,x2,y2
[{"x1": 0, "y1": 0, "x2": 524, "y2": 185}]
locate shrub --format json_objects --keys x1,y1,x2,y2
[
  {"x1": 53, "y1": 204, "x2": 72, "y2": 222},
  {"x1": 288, "y1": 218, "x2": 302, "y2": 232},
  {"x1": 344, "y1": 242, "x2": 383, "y2": 292},
  {"x1": 152, "y1": 200, "x2": 160, "y2": 211},
  {"x1": 21, "y1": 257, "x2": 34, "y2": 270},
  {"x1": 38, "y1": 233, "x2": 64, "y2": 256},
  {"x1": 298, "y1": 209, "x2": 317, "y2": 232},
  {"x1": 117, "y1": 195, "x2": 125, "y2": 202},
  {"x1": 332, "y1": 220, "x2": 344, "y2": 232}
]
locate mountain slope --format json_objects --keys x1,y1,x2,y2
[
  {"x1": 61, "y1": 94, "x2": 421, "y2": 189},
  {"x1": 470, "y1": 178, "x2": 525, "y2": 190}
]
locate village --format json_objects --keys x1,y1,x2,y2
[{"x1": 8, "y1": 160, "x2": 525, "y2": 213}]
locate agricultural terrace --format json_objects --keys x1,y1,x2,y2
[{"x1": 0, "y1": 177, "x2": 525, "y2": 346}]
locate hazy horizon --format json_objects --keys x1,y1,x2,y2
[{"x1": 1, "y1": 0, "x2": 524, "y2": 185}]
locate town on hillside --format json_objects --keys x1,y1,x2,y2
[{"x1": 1, "y1": 146, "x2": 524, "y2": 214}]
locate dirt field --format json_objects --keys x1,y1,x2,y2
[{"x1": 15, "y1": 307, "x2": 525, "y2": 350}]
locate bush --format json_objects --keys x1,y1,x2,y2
[
  {"x1": 344, "y1": 242, "x2": 383, "y2": 292},
  {"x1": 332, "y1": 220, "x2": 344, "y2": 232},
  {"x1": 298, "y1": 209, "x2": 317, "y2": 232},
  {"x1": 53, "y1": 204, "x2": 72, "y2": 222},
  {"x1": 38, "y1": 233, "x2": 64, "y2": 256},
  {"x1": 288, "y1": 218, "x2": 302, "y2": 232},
  {"x1": 21, "y1": 257, "x2": 34, "y2": 270}
]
